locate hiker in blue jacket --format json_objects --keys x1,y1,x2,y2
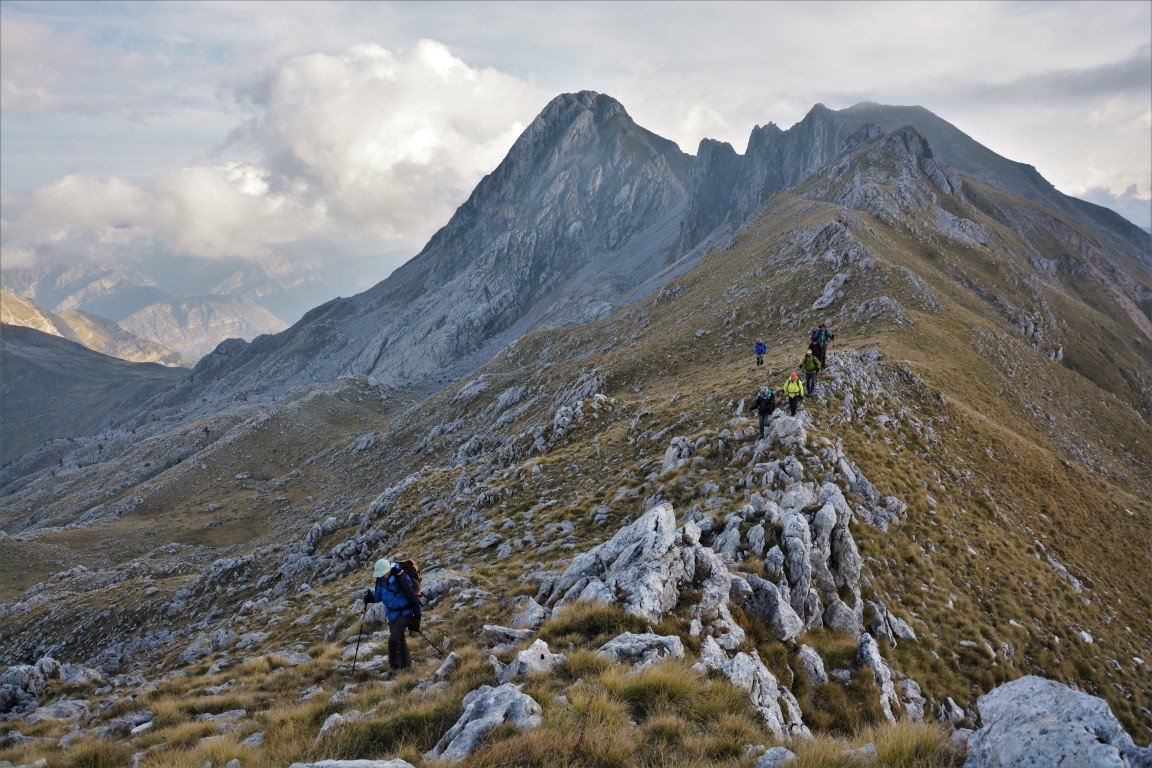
[
  {"x1": 754, "y1": 339, "x2": 767, "y2": 367},
  {"x1": 364, "y1": 557, "x2": 423, "y2": 671}
]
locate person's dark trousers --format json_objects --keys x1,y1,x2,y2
[
  {"x1": 815, "y1": 346, "x2": 827, "y2": 366},
  {"x1": 388, "y1": 614, "x2": 413, "y2": 670},
  {"x1": 789, "y1": 395, "x2": 802, "y2": 416},
  {"x1": 758, "y1": 413, "x2": 770, "y2": 438},
  {"x1": 805, "y1": 372, "x2": 817, "y2": 395},
  {"x1": 756, "y1": 355, "x2": 764, "y2": 366}
]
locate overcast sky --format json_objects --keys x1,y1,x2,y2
[{"x1": 1, "y1": 0, "x2": 1149, "y2": 278}]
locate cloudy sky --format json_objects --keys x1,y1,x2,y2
[{"x1": 2, "y1": 0, "x2": 1149, "y2": 282}]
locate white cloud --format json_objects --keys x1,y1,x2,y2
[
  {"x1": 234, "y1": 39, "x2": 540, "y2": 238},
  {"x1": 2, "y1": 38, "x2": 543, "y2": 269},
  {"x1": 5, "y1": 164, "x2": 329, "y2": 263}
]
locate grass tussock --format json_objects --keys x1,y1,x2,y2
[{"x1": 539, "y1": 602, "x2": 651, "y2": 649}]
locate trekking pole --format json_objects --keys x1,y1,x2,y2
[
  {"x1": 414, "y1": 627, "x2": 448, "y2": 660},
  {"x1": 350, "y1": 602, "x2": 368, "y2": 671}
]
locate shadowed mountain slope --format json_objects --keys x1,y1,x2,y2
[{"x1": 0, "y1": 325, "x2": 188, "y2": 465}]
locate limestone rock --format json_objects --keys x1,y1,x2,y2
[
  {"x1": 596, "y1": 632, "x2": 685, "y2": 670},
  {"x1": 856, "y1": 633, "x2": 901, "y2": 722},
  {"x1": 797, "y1": 645, "x2": 828, "y2": 686},
  {"x1": 966, "y1": 676, "x2": 1152, "y2": 768},
  {"x1": 425, "y1": 683, "x2": 543, "y2": 764},
  {"x1": 497, "y1": 640, "x2": 566, "y2": 684},
  {"x1": 739, "y1": 574, "x2": 804, "y2": 641},
  {"x1": 696, "y1": 637, "x2": 809, "y2": 740},
  {"x1": 757, "y1": 746, "x2": 798, "y2": 767},
  {"x1": 508, "y1": 597, "x2": 551, "y2": 630},
  {"x1": 541, "y1": 503, "x2": 744, "y2": 648},
  {"x1": 897, "y1": 679, "x2": 926, "y2": 722}
]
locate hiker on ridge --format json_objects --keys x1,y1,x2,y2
[
  {"x1": 801, "y1": 349, "x2": 822, "y2": 397},
  {"x1": 364, "y1": 557, "x2": 423, "y2": 672},
  {"x1": 754, "y1": 339, "x2": 767, "y2": 367},
  {"x1": 752, "y1": 385, "x2": 777, "y2": 438},
  {"x1": 783, "y1": 372, "x2": 805, "y2": 416},
  {"x1": 810, "y1": 323, "x2": 835, "y2": 366}
]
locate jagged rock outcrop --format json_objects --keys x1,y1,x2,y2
[
  {"x1": 537, "y1": 503, "x2": 745, "y2": 649},
  {"x1": 425, "y1": 683, "x2": 543, "y2": 764},
  {"x1": 696, "y1": 636, "x2": 810, "y2": 740},
  {"x1": 965, "y1": 676, "x2": 1152, "y2": 768}
]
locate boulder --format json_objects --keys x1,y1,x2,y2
[
  {"x1": 797, "y1": 645, "x2": 828, "y2": 686},
  {"x1": 771, "y1": 416, "x2": 807, "y2": 448},
  {"x1": 508, "y1": 597, "x2": 550, "y2": 630},
  {"x1": 424, "y1": 684, "x2": 543, "y2": 764},
  {"x1": 757, "y1": 746, "x2": 798, "y2": 767},
  {"x1": 316, "y1": 711, "x2": 361, "y2": 742},
  {"x1": 965, "y1": 676, "x2": 1152, "y2": 768},
  {"x1": 897, "y1": 679, "x2": 926, "y2": 722},
  {"x1": 482, "y1": 625, "x2": 534, "y2": 649},
  {"x1": 497, "y1": 640, "x2": 566, "y2": 684},
  {"x1": 596, "y1": 633, "x2": 685, "y2": 670}
]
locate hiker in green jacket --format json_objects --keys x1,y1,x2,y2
[
  {"x1": 783, "y1": 373, "x2": 805, "y2": 416},
  {"x1": 801, "y1": 349, "x2": 822, "y2": 397}
]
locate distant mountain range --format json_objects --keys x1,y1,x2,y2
[
  {"x1": 0, "y1": 245, "x2": 399, "y2": 362},
  {"x1": 0, "y1": 289, "x2": 186, "y2": 366}
]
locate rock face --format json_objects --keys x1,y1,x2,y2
[
  {"x1": 425, "y1": 683, "x2": 543, "y2": 764},
  {"x1": 151, "y1": 90, "x2": 694, "y2": 411},
  {"x1": 965, "y1": 676, "x2": 1152, "y2": 768}
]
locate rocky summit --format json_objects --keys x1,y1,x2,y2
[{"x1": 1, "y1": 91, "x2": 1150, "y2": 768}]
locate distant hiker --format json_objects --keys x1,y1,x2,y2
[
  {"x1": 752, "y1": 385, "x2": 777, "y2": 438},
  {"x1": 754, "y1": 339, "x2": 767, "y2": 367},
  {"x1": 365, "y1": 557, "x2": 423, "y2": 672},
  {"x1": 801, "y1": 350, "x2": 822, "y2": 396},
  {"x1": 783, "y1": 373, "x2": 805, "y2": 416},
  {"x1": 810, "y1": 323, "x2": 835, "y2": 366}
]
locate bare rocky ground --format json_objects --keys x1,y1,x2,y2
[{"x1": 1, "y1": 119, "x2": 1151, "y2": 767}]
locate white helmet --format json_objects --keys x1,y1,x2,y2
[{"x1": 373, "y1": 558, "x2": 392, "y2": 578}]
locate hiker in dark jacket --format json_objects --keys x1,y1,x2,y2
[
  {"x1": 810, "y1": 323, "x2": 835, "y2": 366},
  {"x1": 754, "y1": 340, "x2": 767, "y2": 367},
  {"x1": 366, "y1": 558, "x2": 422, "y2": 671},
  {"x1": 752, "y1": 385, "x2": 777, "y2": 438},
  {"x1": 801, "y1": 350, "x2": 822, "y2": 397}
]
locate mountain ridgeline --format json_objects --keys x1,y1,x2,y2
[{"x1": 140, "y1": 92, "x2": 1149, "y2": 425}]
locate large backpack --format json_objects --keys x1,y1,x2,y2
[
  {"x1": 396, "y1": 559, "x2": 423, "y2": 597},
  {"x1": 810, "y1": 328, "x2": 821, "y2": 343}
]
